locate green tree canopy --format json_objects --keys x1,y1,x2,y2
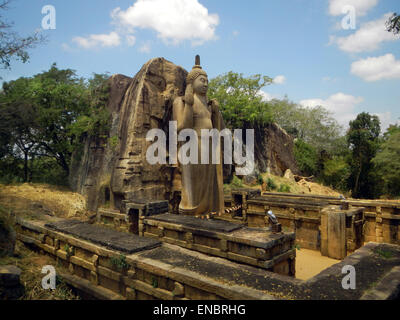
[
  {"x1": 270, "y1": 98, "x2": 343, "y2": 153},
  {"x1": 0, "y1": 64, "x2": 110, "y2": 182},
  {"x1": 372, "y1": 124, "x2": 400, "y2": 197},
  {"x1": 347, "y1": 112, "x2": 381, "y2": 198},
  {"x1": 207, "y1": 71, "x2": 274, "y2": 130}
]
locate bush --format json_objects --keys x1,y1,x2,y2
[
  {"x1": 257, "y1": 174, "x2": 264, "y2": 185},
  {"x1": 231, "y1": 175, "x2": 243, "y2": 188},
  {"x1": 278, "y1": 184, "x2": 291, "y2": 193},
  {"x1": 321, "y1": 156, "x2": 350, "y2": 191},
  {"x1": 266, "y1": 178, "x2": 277, "y2": 190},
  {"x1": 294, "y1": 139, "x2": 318, "y2": 176}
]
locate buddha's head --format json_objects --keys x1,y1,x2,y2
[{"x1": 187, "y1": 55, "x2": 208, "y2": 96}]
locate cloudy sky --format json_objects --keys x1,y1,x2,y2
[{"x1": 2, "y1": 0, "x2": 400, "y2": 131}]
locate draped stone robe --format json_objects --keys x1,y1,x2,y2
[{"x1": 172, "y1": 96, "x2": 225, "y2": 216}]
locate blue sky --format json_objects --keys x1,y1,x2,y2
[{"x1": 2, "y1": 0, "x2": 399, "y2": 131}]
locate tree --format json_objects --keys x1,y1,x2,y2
[
  {"x1": 347, "y1": 112, "x2": 381, "y2": 199},
  {"x1": 208, "y1": 71, "x2": 274, "y2": 131},
  {"x1": 271, "y1": 98, "x2": 343, "y2": 153},
  {"x1": 372, "y1": 125, "x2": 400, "y2": 197},
  {"x1": 322, "y1": 156, "x2": 350, "y2": 191},
  {"x1": 386, "y1": 13, "x2": 400, "y2": 34},
  {"x1": 0, "y1": 64, "x2": 110, "y2": 183},
  {"x1": 0, "y1": 77, "x2": 38, "y2": 181},
  {"x1": 293, "y1": 139, "x2": 319, "y2": 176},
  {"x1": 0, "y1": 0, "x2": 45, "y2": 72}
]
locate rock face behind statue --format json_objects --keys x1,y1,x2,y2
[{"x1": 69, "y1": 58, "x2": 187, "y2": 211}]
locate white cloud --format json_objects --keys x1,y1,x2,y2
[
  {"x1": 72, "y1": 32, "x2": 121, "y2": 49},
  {"x1": 300, "y1": 92, "x2": 364, "y2": 127},
  {"x1": 273, "y1": 75, "x2": 286, "y2": 85},
  {"x1": 258, "y1": 90, "x2": 275, "y2": 102},
  {"x1": 351, "y1": 53, "x2": 400, "y2": 82},
  {"x1": 331, "y1": 13, "x2": 399, "y2": 53},
  {"x1": 322, "y1": 76, "x2": 338, "y2": 83},
  {"x1": 111, "y1": 0, "x2": 219, "y2": 45},
  {"x1": 139, "y1": 41, "x2": 151, "y2": 53},
  {"x1": 61, "y1": 43, "x2": 73, "y2": 52},
  {"x1": 374, "y1": 112, "x2": 399, "y2": 132},
  {"x1": 126, "y1": 35, "x2": 136, "y2": 47},
  {"x1": 328, "y1": 0, "x2": 378, "y2": 17}
]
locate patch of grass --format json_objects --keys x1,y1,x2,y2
[
  {"x1": 0, "y1": 242, "x2": 80, "y2": 300},
  {"x1": 278, "y1": 184, "x2": 291, "y2": 193},
  {"x1": 151, "y1": 276, "x2": 158, "y2": 288},
  {"x1": 231, "y1": 176, "x2": 243, "y2": 188},
  {"x1": 293, "y1": 243, "x2": 301, "y2": 251},
  {"x1": 374, "y1": 248, "x2": 394, "y2": 259},
  {"x1": 64, "y1": 244, "x2": 74, "y2": 259},
  {"x1": 266, "y1": 178, "x2": 277, "y2": 191},
  {"x1": 110, "y1": 254, "x2": 130, "y2": 271}
]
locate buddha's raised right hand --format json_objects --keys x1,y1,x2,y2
[{"x1": 184, "y1": 84, "x2": 194, "y2": 106}]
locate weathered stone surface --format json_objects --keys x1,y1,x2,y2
[
  {"x1": 283, "y1": 169, "x2": 295, "y2": 182},
  {"x1": 69, "y1": 58, "x2": 188, "y2": 212},
  {"x1": 69, "y1": 74, "x2": 133, "y2": 212},
  {"x1": 0, "y1": 265, "x2": 21, "y2": 287},
  {"x1": 255, "y1": 123, "x2": 300, "y2": 176},
  {"x1": 0, "y1": 216, "x2": 15, "y2": 257},
  {"x1": 147, "y1": 213, "x2": 244, "y2": 233},
  {"x1": 45, "y1": 219, "x2": 161, "y2": 254},
  {"x1": 361, "y1": 266, "x2": 400, "y2": 300},
  {"x1": 0, "y1": 265, "x2": 24, "y2": 300}
]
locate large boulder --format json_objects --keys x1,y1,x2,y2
[
  {"x1": 69, "y1": 58, "x2": 187, "y2": 211},
  {"x1": 254, "y1": 123, "x2": 300, "y2": 176}
]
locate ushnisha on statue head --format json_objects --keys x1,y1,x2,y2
[
  {"x1": 186, "y1": 55, "x2": 208, "y2": 85},
  {"x1": 185, "y1": 55, "x2": 209, "y2": 100}
]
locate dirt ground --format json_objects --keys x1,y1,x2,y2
[
  {"x1": 295, "y1": 248, "x2": 340, "y2": 280},
  {"x1": 0, "y1": 183, "x2": 89, "y2": 221}
]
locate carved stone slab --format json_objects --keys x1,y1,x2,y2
[
  {"x1": 46, "y1": 220, "x2": 161, "y2": 254},
  {"x1": 147, "y1": 213, "x2": 244, "y2": 233}
]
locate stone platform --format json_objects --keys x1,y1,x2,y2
[
  {"x1": 46, "y1": 220, "x2": 161, "y2": 254},
  {"x1": 141, "y1": 213, "x2": 296, "y2": 275},
  {"x1": 14, "y1": 216, "x2": 400, "y2": 300},
  {"x1": 147, "y1": 214, "x2": 243, "y2": 233}
]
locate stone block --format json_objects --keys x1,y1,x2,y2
[
  {"x1": 126, "y1": 287, "x2": 136, "y2": 300},
  {"x1": 172, "y1": 282, "x2": 185, "y2": 297},
  {"x1": 0, "y1": 265, "x2": 21, "y2": 287},
  {"x1": 90, "y1": 271, "x2": 98, "y2": 285}
]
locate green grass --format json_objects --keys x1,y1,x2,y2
[
  {"x1": 374, "y1": 248, "x2": 394, "y2": 259},
  {"x1": 110, "y1": 254, "x2": 130, "y2": 271}
]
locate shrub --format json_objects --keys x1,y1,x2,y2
[
  {"x1": 294, "y1": 139, "x2": 318, "y2": 176},
  {"x1": 322, "y1": 156, "x2": 350, "y2": 191},
  {"x1": 266, "y1": 178, "x2": 277, "y2": 190},
  {"x1": 278, "y1": 184, "x2": 291, "y2": 193},
  {"x1": 231, "y1": 175, "x2": 243, "y2": 188}
]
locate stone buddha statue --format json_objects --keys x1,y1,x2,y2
[{"x1": 172, "y1": 55, "x2": 225, "y2": 216}]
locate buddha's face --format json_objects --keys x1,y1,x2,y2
[{"x1": 192, "y1": 75, "x2": 208, "y2": 96}]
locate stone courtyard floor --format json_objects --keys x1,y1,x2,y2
[{"x1": 295, "y1": 249, "x2": 340, "y2": 280}]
